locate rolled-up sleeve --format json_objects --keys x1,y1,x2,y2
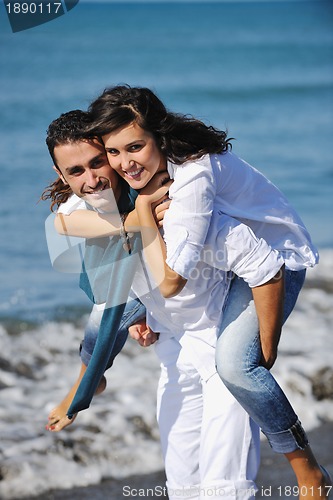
[
  {"x1": 164, "y1": 157, "x2": 216, "y2": 279},
  {"x1": 203, "y1": 212, "x2": 285, "y2": 287}
]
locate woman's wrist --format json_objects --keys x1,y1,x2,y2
[
  {"x1": 136, "y1": 198, "x2": 156, "y2": 221},
  {"x1": 135, "y1": 195, "x2": 154, "y2": 210}
]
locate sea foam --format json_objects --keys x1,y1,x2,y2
[{"x1": 0, "y1": 251, "x2": 332, "y2": 499}]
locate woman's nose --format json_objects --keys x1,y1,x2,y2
[{"x1": 120, "y1": 153, "x2": 134, "y2": 171}]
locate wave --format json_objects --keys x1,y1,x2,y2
[{"x1": 170, "y1": 81, "x2": 333, "y2": 104}]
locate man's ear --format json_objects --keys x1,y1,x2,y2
[{"x1": 52, "y1": 165, "x2": 67, "y2": 184}]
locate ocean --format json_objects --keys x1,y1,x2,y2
[{"x1": 0, "y1": 1, "x2": 332, "y2": 498}]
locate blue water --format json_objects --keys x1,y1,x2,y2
[{"x1": 1, "y1": 1, "x2": 332, "y2": 321}]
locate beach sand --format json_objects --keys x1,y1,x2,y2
[{"x1": 23, "y1": 422, "x2": 332, "y2": 500}]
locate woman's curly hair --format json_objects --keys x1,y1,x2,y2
[{"x1": 86, "y1": 85, "x2": 232, "y2": 164}]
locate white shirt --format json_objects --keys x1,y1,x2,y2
[
  {"x1": 164, "y1": 151, "x2": 318, "y2": 285},
  {"x1": 57, "y1": 194, "x2": 230, "y2": 331},
  {"x1": 57, "y1": 193, "x2": 87, "y2": 215}
]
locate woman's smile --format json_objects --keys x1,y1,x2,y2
[{"x1": 103, "y1": 122, "x2": 166, "y2": 189}]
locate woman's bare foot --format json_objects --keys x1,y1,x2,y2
[
  {"x1": 297, "y1": 466, "x2": 332, "y2": 499},
  {"x1": 287, "y1": 447, "x2": 332, "y2": 499},
  {"x1": 46, "y1": 363, "x2": 107, "y2": 432},
  {"x1": 319, "y1": 467, "x2": 332, "y2": 499}
]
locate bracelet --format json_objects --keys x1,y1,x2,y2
[{"x1": 120, "y1": 213, "x2": 132, "y2": 254}]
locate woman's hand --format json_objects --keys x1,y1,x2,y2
[
  {"x1": 137, "y1": 171, "x2": 172, "y2": 207},
  {"x1": 153, "y1": 198, "x2": 171, "y2": 228},
  {"x1": 260, "y1": 341, "x2": 278, "y2": 370},
  {"x1": 125, "y1": 197, "x2": 171, "y2": 231},
  {"x1": 252, "y1": 266, "x2": 285, "y2": 371}
]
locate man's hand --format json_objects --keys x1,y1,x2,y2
[{"x1": 129, "y1": 318, "x2": 159, "y2": 347}]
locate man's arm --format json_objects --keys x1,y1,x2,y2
[
  {"x1": 55, "y1": 210, "x2": 122, "y2": 237},
  {"x1": 54, "y1": 200, "x2": 171, "y2": 239}
]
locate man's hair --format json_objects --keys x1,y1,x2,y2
[
  {"x1": 42, "y1": 110, "x2": 94, "y2": 211},
  {"x1": 46, "y1": 109, "x2": 93, "y2": 167}
]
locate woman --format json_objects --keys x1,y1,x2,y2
[{"x1": 63, "y1": 84, "x2": 329, "y2": 498}]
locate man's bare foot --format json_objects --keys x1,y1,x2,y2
[
  {"x1": 46, "y1": 364, "x2": 107, "y2": 432},
  {"x1": 46, "y1": 413, "x2": 77, "y2": 432}
]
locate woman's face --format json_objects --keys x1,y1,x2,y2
[{"x1": 102, "y1": 122, "x2": 166, "y2": 189}]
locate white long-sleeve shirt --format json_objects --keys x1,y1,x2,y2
[{"x1": 164, "y1": 151, "x2": 318, "y2": 285}]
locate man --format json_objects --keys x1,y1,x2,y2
[{"x1": 43, "y1": 110, "x2": 149, "y2": 431}]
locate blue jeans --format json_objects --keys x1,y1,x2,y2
[
  {"x1": 216, "y1": 269, "x2": 308, "y2": 454},
  {"x1": 80, "y1": 298, "x2": 146, "y2": 369}
]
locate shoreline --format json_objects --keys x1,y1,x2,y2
[{"x1": 22, "y1": 422, "x2": 333, "y2": 500}]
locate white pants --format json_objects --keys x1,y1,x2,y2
[{"x1": 155, "y1": 335, "x2": 260, "y2": 500}]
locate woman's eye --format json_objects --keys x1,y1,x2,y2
[{"x1": 129, "y1": 144, "x2": 142, "y2": 152}]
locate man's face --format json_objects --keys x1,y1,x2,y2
[{"x1": 53, "y1": 139, "x2": 121, "y2": 205}]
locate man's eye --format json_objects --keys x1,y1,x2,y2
[
  {"x1": 91, "y1": 160, "x2": 104, "y2": 168},
  {"x1": 69, "y1": 169, "x2": 83, "y2": 176}
]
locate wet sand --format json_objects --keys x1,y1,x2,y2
[{"x1": 23, "y1": 422, "x2": 333, "y2": 500}]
